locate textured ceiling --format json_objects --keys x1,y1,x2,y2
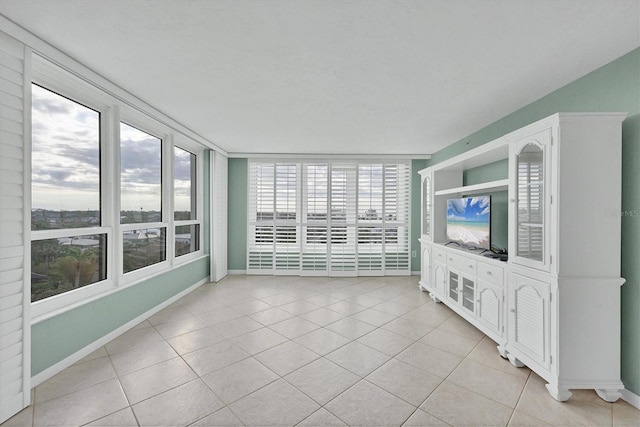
[{"x1": 1, "y1": 0, "x2": 639, "y2": 155}]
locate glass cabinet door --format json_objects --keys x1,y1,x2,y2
[
  {"x1": 448, "y1": 270, "x2": 459, "y2": 301},
  {"x1": 516, "y1": 143, "x2": 544, "y2": 263},
  {"x1": 422, "y1": 175, "x2": 431, "y2": 239},
  {"x1": 462, "y1": 277, "x2": 475, "y2": 312}
]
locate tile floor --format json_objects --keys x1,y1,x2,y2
[{"x1": 3, "y1": 275, "x2": 639, "y2": 426}]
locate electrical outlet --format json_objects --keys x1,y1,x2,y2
[{"x1": 411, "y1": 250, "x2": 416, "y2": 257}]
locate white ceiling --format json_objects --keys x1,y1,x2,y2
[{"x1": 1, "y1": 0, "x2": 639, "y2": 156}]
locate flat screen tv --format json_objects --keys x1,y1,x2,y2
[{"x1": 446, "y1": 195, "x2": 491, "y2": 250}]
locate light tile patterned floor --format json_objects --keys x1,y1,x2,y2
[{"x1": 4, "y1": 275, "x2": 640, "y2": 426}]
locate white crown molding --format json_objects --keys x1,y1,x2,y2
[{"x1": 228, "y1": 152, "x2": 431, "y2": 160}]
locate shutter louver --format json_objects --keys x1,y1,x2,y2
[
  {"x1": 517, "y1": 149, "x2": 544, "y2": 262},
  {"x1": 302, "y1": 164, "x2": 328, "y2": 274},
  {"x1": 248, "y1": 162, "x2": 275, "y2": 272},
  {"x1": 330, "y1": 164, "x2": 357, "y2": 274},
  {"x1": 0, "y1": 30, "x2": 29, "y2": 424},
  {"x1": 274, "y1": 164, "x2": 299, "y2": 272},
  {"x1": 515, "y1": 285, "x2": 545, "y2": 360},
  {"x1": 357, "y1": 164, "x2": 384, "y2": 273},
  {"x1": 384, "y1": 164, "x2": 410, "y2": 272}
]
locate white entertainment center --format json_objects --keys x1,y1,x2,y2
[{"x1": 418, "y1": 112, "x2": 626, "y2": 402}]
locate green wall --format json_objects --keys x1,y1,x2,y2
[
  {"x1": 32, "y1": 150, "x2": 214, "y2": 376},
  {"x1": 32, "y1": 258, "x2": 209, "y2": 376},
  {"x1": 425, "y1": 48, "x2": 640, "y2": 396},
  {"x1": 228, "y1": 158, "x2": 248, "y2": 270},
  {"x1": 463, "y1": 159, "x2": 509, "y2": 250}
]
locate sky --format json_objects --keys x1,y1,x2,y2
[
  {"x1": 447, "y1": 196, "x2": 491, "y2": 223},
  {"x1": 31, "y1": 84, "x2": 194, "y2": 214}
]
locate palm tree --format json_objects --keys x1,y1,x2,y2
[{"x1": 54, "y1": 246, "x2": 99, "y2": 288}]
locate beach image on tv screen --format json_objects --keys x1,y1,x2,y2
[{"x1": 446, "y1": 196, "x2": 490, "y2": 249}]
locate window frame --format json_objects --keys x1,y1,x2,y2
[
  {"x1": 172, "y1": 136, "x2": 204, "y2": 263},
  {"x1": 117, "y1": 107, "x2": 170, "y2": 283},
  {"x1": 30, "y1": 57, "x2": 116, "y2": 320},
  {"x1": 29, "y1": 55, "x2": 208, "y2": 322}
]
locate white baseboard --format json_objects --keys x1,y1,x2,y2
[
  {"x1": 621, "y1": 388, "x2": 640, "y2": 409},
  {"x1": 31, "y1": 278, "x2": 208, "y2": 388},
  {"x1": 228, "y1": 269, "x2": 247, "y2": 275},
  {"x1": 411, "y1": 270, "x2": 421, "y2": 276}
]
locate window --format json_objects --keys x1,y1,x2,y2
[
  {"x1": 248, "y1": 160, "x2": 410, "y2": 275},
  {"x1": 29, "y1": 58, "x2": 207, "y2": 314},
  {"x1": 30, "y1": 84, "x2": 107, "y2": 302},
  {"x1": 120, "y1": 122, "x2": 166, "y2": 273},
  {"x1": 174, "y1": 146, "x2": 200, "y2": 257}
]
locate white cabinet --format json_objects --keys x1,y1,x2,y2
[{"x1": 419, "y1": 113, "x2": 626, "y2": 402}]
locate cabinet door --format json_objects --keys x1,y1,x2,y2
[
  {"x1": 508, "y1": 273, "x2": 551, "y2": 369},
  {"x1": 448, "y1": 268, "x2": 461, "y2": 304},
  {"x1": 509, "y1": 128, "x2": 552, "y2": 272},
  {"x1": 421, "y1": 244, "x2": 432, "y2": 290},
  {"x1": 461, "y1": 276, "x2": 475, "y2": 314},
  {"x1": 433, "y1": 263, "x2": 447, "y2": 298},
  {"x1": 422, "y1": 174, "x2": 432, "y2": 240},
  {"x1": 477, "y1": 280, "x2": 503, "y2": 337}
]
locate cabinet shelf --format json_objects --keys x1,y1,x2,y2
[{"x1": 435, "y1": 179, "x2": 509, "y2": 197}]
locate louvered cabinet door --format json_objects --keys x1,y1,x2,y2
[
  {"x1": 476, "y1": 280, "x2": 503, "y2": 339},
  {"x1": 508, "y1": 273, "x2": 551, "y2": 371}
]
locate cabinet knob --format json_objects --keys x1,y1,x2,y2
[
  {"x1": 469, "y1": 264, "x2": 473, "y2": 269},
  {"x1": 510, "y1": 308, "x2": 516, "y2": 313},
  {"x1": 487, "y1": 271, "x2": 492, "y2": 275},
  {"x1": 510, "y1": 198, "x2": 516, "y2": 203}
]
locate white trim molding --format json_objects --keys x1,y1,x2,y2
[
  {"x1": 621, "y1": 388, "x2": 640, "y2": 410},
  {"x1": 228, "y1": 270, "x2": 247, "y2": 276},
  {"x1": 229, "y1": 152, "x2": 431, "y2": 160}
]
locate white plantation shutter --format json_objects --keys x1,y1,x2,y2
[
  {"x1": 302, "y1": 164, "x2": 328, "y2": 274},
  {"x1": 384, "y1": 163, "x2": 410, "y2": 272},
  {"x1": 248, "y1": 162, "x2": 275, "y2": 272},
  {"x1": 0, "y1": 31, "x2": 30, "y2": 423},
  {"x1": 247, "y1": 162, "x2": 300, "y2": 273},
  {"x1": 247, "y1": 160, "x2": 410, "y2": 276},
  {"x1": 357, "y1": 164, "x2": 384, "y2": 273},
  {"x1": 274, "y1": 164, "x2": 299, "y2": 272},
  {"x1": 517, "y1": 148, "x2": 544, "y2": 261},
  {"x1": 329, "y1": 163, "x2": 357, "y2": 275},
  {"x1": 211, "y1": 151, "x2": 227, "y2": 281}
]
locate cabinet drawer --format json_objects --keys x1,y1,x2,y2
[
  {"x1": 477, "y1": 262, "x2": 504, "y2": 287},
  {"x1": 433, "y1": 246, "x2": 447, "y2": 264},
  {"x1": 447, "y1": 252, "x2": 476, "y2": 274}
]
